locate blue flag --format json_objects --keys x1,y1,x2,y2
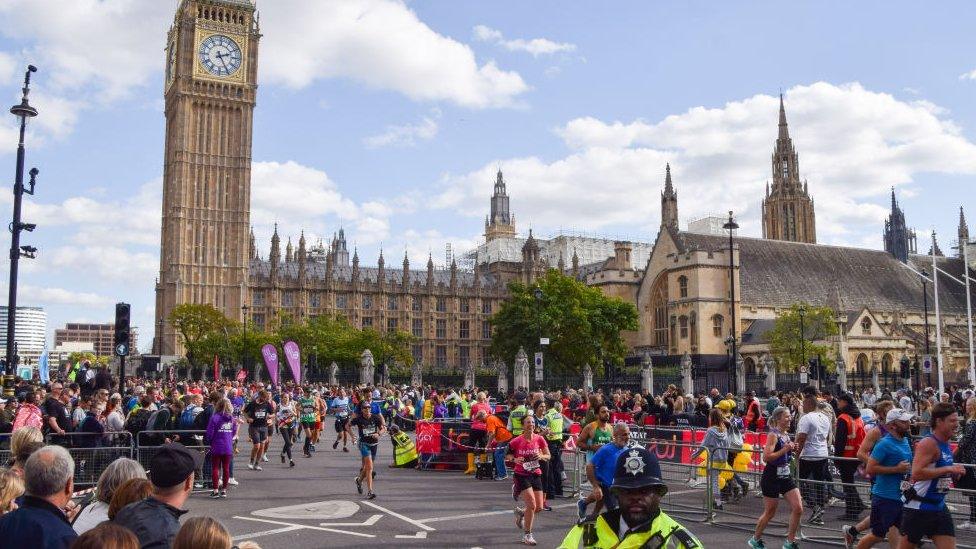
[{"x1": 38, "y1": 350, "x2": 49, "y2": 383}]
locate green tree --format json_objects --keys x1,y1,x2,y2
[
  {"x1": 767, "y1": 302, "x2": 839, "y2": 372},
  {"x1": 489, "y1": 270, "x2": 638, "y2": 375},
  {"x1": 169, "y1": 303, "x2": 232, "y2": 368}
]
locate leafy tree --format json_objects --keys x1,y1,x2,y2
[
  {"x1": 490, "y1": 270, "x2": 638, "y2": 375},
  {"x1": 767, "y1": 302, "x2": 839, "y2": 373},
  {"x1": 169, "y1": 303, "x2": 232, "y2": 368}
]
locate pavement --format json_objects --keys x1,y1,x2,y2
[{"x1": 183, "y1": 434, "x2": 850, "y2": 548}]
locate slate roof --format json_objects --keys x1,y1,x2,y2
[
  {"x1": 675, "y1": 231, "x2": 975, "y2": 314},
  {"x1": 248, "y1": 259, "x2": 501, "y2": 288}
]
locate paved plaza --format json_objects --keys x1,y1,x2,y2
[{"x1": 186, "y1": 434, "x2": 846, "y2": 548}]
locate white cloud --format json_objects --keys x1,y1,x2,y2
[
  {"x1": 434, "y1": 82, "x2": 976, "y2": 246},
  {"x1": 473, "y1": 25, "x2": 576, "y2": 57},
  {"x1": 13, "y1": 284, "x2": 113, "y2": 307},
  {"x1": 261, "y1": 0, "x2": 528, "y2": 108},
  {"x1": 364, "y1": 111, "x2": 439, "y2": 148},
  {"x1": 959, "y1": 69, "x2": 976, "y2": 81},
  {"x1": 48, "y1": 246, "x2": 157, "y2": 284}
]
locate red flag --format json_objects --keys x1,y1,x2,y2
[
  {"x1": 415, "y1": 421, "x2": 442, "y2": 454},
  {"x1": 236, "y1": 368, "x2": 246, "y2": 382},
  {"x1": 213, "y1": 354, "x2": 220, "y2": 381}
]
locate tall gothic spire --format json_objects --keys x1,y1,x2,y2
[
  {"x1": 959, "y1": 206, "x2": 970, "y2": 250},
  {"x1": 486, "y1": 169, "x2": 516, "y2": 242},
  {"x1": 778, "y1": 93, "x2": 790, "y2": 141},
  {"x1": 285, "y1": 237, "x2": 293, "y2": 262},
  {"x1": 761, "y1": 93, "x2": 817, "y2": 244},
  {"x1": 249, "y1": 226, "x2": 257, "y2": 260},
  {"x1": 269, "y1": 223, "x2": 281, "y2": 266},
  {"x1": 661, "y1": 163, "x2": 678, "y2": 230}
]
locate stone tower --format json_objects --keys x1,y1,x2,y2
[
  {"x1": 883, "y1": 188, "x2": 917, "y2": 263},
  {"x1": 155, "y1": 0, "x2": 260, "y2": 355},
  {"x1": 761, "y1": 94, "x2": 817, "y2": 244},
  {"x1": 485, "y1": 169, "x2": 517, "y2": 242},
  {"x1": 661, "y1": 163, "x2": 678, "y2": 230}
]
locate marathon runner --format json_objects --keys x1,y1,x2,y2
[
  {"x1": 242, "y1": 389, "x2": 273, "y2": 471},
  {"x1": 507, "y1": 414, "x2": 550, "y2": 546},
  {"x1": 750, "y1": 406, "x2": 801, "y2": 549},
  {"x1": 348, "y1": 401, "x2": 385, "y2": 500},
  {"x1": 298, "y1": 389, "x2": 317, "y2": 458},
  {"x1": 856, "y1": 408, "x2": 913, "y2": 549},
  {"x1": 332, "y1": 388, "x2": 352, "y2": 452},
  {"x1": 900, "y1": 402, "x2": 966, "y2": 549},
  {"x1": 844, "y1": 399, "x2": 896, "y2": 547},
  {"x1": 576, "y1": 404, "x2": 613, "y2": 520}
]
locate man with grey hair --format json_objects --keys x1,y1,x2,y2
[{"x1": 0, "y1": 444, "x2": 78, "y2": 547}]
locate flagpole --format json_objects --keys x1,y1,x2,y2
[
  {"x1": 964, "y1": 238, "x2": 975, "y2": 386},
  {"x1": 932, "y1": 231, "x2": 945, "y2": 395}
]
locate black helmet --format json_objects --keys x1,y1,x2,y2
[{"x1": 610, "y1": 447, "x2": 667, "y2": 493}]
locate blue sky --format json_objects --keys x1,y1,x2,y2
[{"x1": 0, "y1": 0, "x2": 973, "y2": 351}]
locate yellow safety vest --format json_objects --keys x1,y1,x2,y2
[
  {"x1": 391, "y1": 431, "x2": 418, "y2": 467},
  {"x1": 509, "y1": 405, "x2": 527, "y2": 435},
  {"x1": 545, "y1": 409, "x2": 564, "y2": 442},
  {"x1": 558, "y1": 510, "x2": 701, "y2": 549}
]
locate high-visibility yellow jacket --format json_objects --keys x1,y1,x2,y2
[
  {"x1": 558, "y1": 509, "x2": 701, "y2": 549},
  {"x1": 390, "y1": 430, "x2": 418, "y2": 467}
]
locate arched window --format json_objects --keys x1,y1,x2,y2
[
  {"x1": 650, "y1": 275, "x2": 669, "y2": 347},
  {"x1": 689, "y1": 312, "x2": 698, "y2": 347},
  {"x1": 712, "y1": 314, "x2": 724, "y2": 337},
  {"x1": 679, "y1": 315, "x2": 688, "y2": 339},
  {"x1": 861, "y1": 317, "x2": 872, "y2": 335},
  {"x1": 678, "y1": 275, "x2": 688, "y2": 298},
  {"x1": 856, "y1": 353, "x2": 869, "y2": 374}
]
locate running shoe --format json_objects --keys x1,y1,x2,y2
[
  {"x1": 366, "y1": 492, "x2": 376, "y2": 500},
  {"x1": 304, "y1": 453, "x2": 311, "y2": 458},
  {"x1": 311, "y1": 444, "x2": 316, "y2": 452},
  {"x1": 521, "y1": 532, "x2": 537, "y2": 546},
  {"x1": 842, "y1": 525, "x2": 858, "y2": 549},
  {"x1": 254, "y1": 465, "x2": 263, "y2": 471},
  {"x1": 247, "y1": 462, "x2": 255, "y2": 470},
  {"x1": 808, "y1": 506, "x2": 824, "y2": 526},
  {"x1": 747, "y1": 537, "x2": 765, "y2": 549},
  {"x1": 577, "y1": 499, "x2": 588, "y2": 521},
  {"x1": 371, "y1": 471, "x2": 376, "y2": 479},
  {"x1": 343, "y1": 446, "x2": 349, "y2": 453},
  {"x1": 262, "y1": 454, "x2": 269, "y2": 462},
  {"x1": 289, "y1": 460, "x2": 295, "y2": 467},
  {"x1": 959, "y1": 521, "x2": 976, "y2": 531},
  {"x1": 783, "y1": 541, "x2": 799, "y2": 549},
  {"x1": 227, "y1": 478, "x2": 239, "y2": 486},
  {"x1": 543, "y1": 504, "x2": 552, "y2": 512},
  {"x1": 280, "y1": 453, "x2": 285, "y2": 464},
  {"x1": 209, "y1": 490, "x2": 219, "y2": 499},
  {"x1": 219, "y1": 490, "x2": 227, "y2": 498},
  {"x1": 515, "y1": 507, "x2": 525, "y2": 530},
  {"x1": 356, "y1": 476, "x2": 363, "y2": 494},
  {"x1": 333, "y1": 440, "x2": 339, "y2": 450}
]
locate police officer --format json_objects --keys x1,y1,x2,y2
[
  {"x1": 544, "y1": 400, "x2": 566, "y2": 498},
  {"x1": 559, "y1": 446, "x2": 701, "y2": 548},
  {"x1": 509, "y1": 392, "x2": 528, "y2": 436}
]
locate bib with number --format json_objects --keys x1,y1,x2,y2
[{"x1": 776, "y1": 465, "x2": 791, "y2": 478}]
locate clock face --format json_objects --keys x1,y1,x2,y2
[{"x1": 198, "y1": 34, "x2": 242, "y2": 77}]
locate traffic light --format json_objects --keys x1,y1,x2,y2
[
  {"x1": 808, "y1": 357, "x2": 819, "y2": 379},
  {"x1": 114, "y1": 302, "x2": 131, "y2": 357},
  {"x1": 899, "y1": 356, "x2": 910, "y2": 378}
]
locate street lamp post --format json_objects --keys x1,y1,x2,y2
[
  {"x1": 798, "y1": 304, "x2": 807, "y2": 380},
  {"x1": 921, "y1": 270, "x2": 931, "y2": 388},
  {"x1": 723, "y1": 211, "x2": 739, "y2": 394},
  {"x1": 242, "y1": 304, "x2": 249, "y2": 380},
  {"x1": 533, "y1": 287, "x2": 543, "y2": 390},
  {"x1": 4, "y1": 66, "x2": 38, "y2": 398}
]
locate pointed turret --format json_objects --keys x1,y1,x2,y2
[
  {"x1": 762, "y1": 92, "x2": 816, "y2": 243},
  {"x1": 959, "y1": 206, "x2": 970, "y2": 252},
  {"x1": 297, "y1": 232, "x2": 307, "y2": 281},
  {"x1": 377, "y1": 248, "x2": 386, "y2": 287},
  {"x1": 778, "y1": 93, "x2": 789, "y2": 141},
  {"x1": 269, "y1": 223, "x2": 281, "y2": 280},
  {"x1": 334, "y1": 227, "x2": 350, "y2": 267},
  {"x1": 557, "y1": 251, "x2": 565, "y2": 272},
  {"x1": 572, "y1": 247, "x2": 580, "y2": 278},
  {"x1": 351, "y1": 247, "x2": 360, "y2": 282},
  {"x1": 426, "y1": 253, "x2": 434, "y2": 289},
  {"x1": 485, "y1": 169, "x2": 517, "y2": 242},
  {"x1": 402, "y1": 251, "x2": 410, "y2": 287},
  {"x1": 285, "y1": 237, "x2": 294, "y2": 263},
  {"x1": 884, "y1": 187, "x2": 917, "y2": 263},
  {"x1": 450, "y1": 258, "x2": 458, "y2": 288},
  {"x1": 249, "y1": 226, "x2": 257, "y2": 260},
  {"x1": 661, "y1": 163, "x2": 678, "y2": 230}
]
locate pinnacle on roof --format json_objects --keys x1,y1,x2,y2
[
  {"x1": 960, "y1": 206, "x2": 969, "y2": 234},
  {"x1": 778, "y1": 93, "x2": 790, "y2": 141},
  {"x1": 663, "y1": 163, "x2": 675, "y2": 197}
]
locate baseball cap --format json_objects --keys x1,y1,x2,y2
[
  {"x1": 148, "y1": 442, "x2": 204, "y2": 488},
  {"x1": 886, "y1": 409, "x2": 914, "y2": 423}
]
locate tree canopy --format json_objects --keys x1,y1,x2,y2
[
  {"x1": 767, "y1": 302, "x2": 839, "y2": 372},
  {"x1": 489, "y1": 270, "x2": 638, "y2": 375}
]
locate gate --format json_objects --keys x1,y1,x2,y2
[{"x1": 745, "y1": 374, "x2": 766, "y2": 394}]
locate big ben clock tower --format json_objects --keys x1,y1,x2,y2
[{"x1": 154, "y1": 0, "x2": 260, "y2": 355}]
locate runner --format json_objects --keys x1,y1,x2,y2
[
  {"x1": 749, "y1": 406, "x2": 802, "y2": 549},
  {"x1": 313, "y1": 389, "x2": 326, "y2": 449},
  {"x1": 844, "y1": 399, "x2": 896, "y2": 547},
  {"x1": 581, "y1": 422, "x2": 631, "y2": 522},
  {"x1": 900, "y1": 402, "x2": 966, "y2": 549},
  {"x1": 347, "y1": 401, "x2": 385, "y2": 500},
  {"x1": 507, "y1": 414, "x2": 550, "y2": 546},
  {"x1": 576, "y1": 404, "x2": 613, "y2": 520},
  {"x1": 855, "y1": 408, "x2": 913, "y2": 549},
  {"x1": 242, "y1": 389, "x2": 273, "y2": 471},
  {"x1": 276, "y1": 392, "x2": 297, "y2": 467},
  {"x1": 332, "y1": 388, "x2": 352, "y2": 452},
  {"x1": 298, "y1": 389, "x2": 317, "y2": 458}
]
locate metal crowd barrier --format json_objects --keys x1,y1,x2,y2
[
  {"x1": 136, "y1": 429, "x2": 212, "y2": 489},
  {"x1": 0, "y1": 433, "x2": 10, "y2": 467},
  {"x1": 44, "y1": 432, "x2": 134, "y2": 487}
]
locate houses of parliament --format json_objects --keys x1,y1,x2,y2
[{"x1": 155, "y1": 0, "x2": 975, "y2": 379}]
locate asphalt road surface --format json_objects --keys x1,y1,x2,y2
[{"x1": 183, "y1": 434, "x2": 852, "y2": 548}]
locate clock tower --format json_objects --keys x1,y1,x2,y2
[{"x1": 155, "y1": 0, "x2": 260, "y2": 355}]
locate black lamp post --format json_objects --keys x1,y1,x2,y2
[
  {"x1": 722, "y1": 211, "x2": 739, "y2": 394},
  {"x1": 921, "y1": 269, "x2": 931, "y2": 388},
  {"x1": 533, "y1": 287, "x2": 543, "y2": 390},
  {"x1": 242, "y1": 304, "x2": 249, "y2": 380},
  {"x1": 798, "y1": 304, "x2": 807, "y2": 377},
  {"x1": 4, "y1": 66, "x2": 38, "y2": 397}
]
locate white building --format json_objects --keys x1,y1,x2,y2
[{"x1": 0, "y1": 306, "x2": 47, "y2": 365}]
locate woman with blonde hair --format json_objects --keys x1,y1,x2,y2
[
  {"x1": 173, "y1": 516, "x2": 262, "y2": 549},
  {"x1": 73, "y1": 457, "x2": 147, "y2": 534},
  {"x1": 691, "y1": 408, "x2": 730, "y2": 510},
  {"x1": 72, "y1": 522, "x2": 139, "y2": 549},
  {"x1": 8, "y1": 426, "x2": 42, "y2": 465},
  {"x1": 0, "y1": 467, "x2": 24, "y2": 514}
]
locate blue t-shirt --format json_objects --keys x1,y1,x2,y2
[
  {"x1": 870, "y1": 434, "x2": 912, "y2": 501},
  {"x1": 590, "y1": 443, "x2": 628, "y2": 487}
]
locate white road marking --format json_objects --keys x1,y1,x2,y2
[
  {"x1": 361, "y1": 500, "x2": 436, "y2": 532},
  {"x1": 395, "y1": 532, "x2": 429, "y2": 539},
  {"x1": 232, "y1": 525, "x2": 303, "y2": 541},
  {"x1": 417, "y1": 502, "x2": 577, "y2": 524},
  {"x1": 251, "y1": 499, "x2": 359, "y2": 520},
  {"x1": 232, "y1": 515, "x2": 376, "y2": 538},
  {"x1": 319, "y1": 513, "x2": 383, "y2": 527}
]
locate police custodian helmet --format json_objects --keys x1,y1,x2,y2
[{"x1": 611, "y1": 446, "x2": 668, "y2": 493}]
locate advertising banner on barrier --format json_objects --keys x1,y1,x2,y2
[
  {"x1": 413, "y1": 419, "x2": 477, "y2": 470},
  {"x1": 415, "y1": 420, "x2": 442, "y2": 454}
]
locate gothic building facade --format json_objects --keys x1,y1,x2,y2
[
  {"x1": 761, "y1": 95, "x2": 817, "y2": 244},
  {"x1": 883, "y1": 189, "x2": 918, "y2": 263}
]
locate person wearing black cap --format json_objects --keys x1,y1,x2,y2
[
  {"x1": 114, "y1": 442, "x2": 202, "y2": 549},
  {"x1": 558, "y1": 446, "x2": 701, "y2": 548}
]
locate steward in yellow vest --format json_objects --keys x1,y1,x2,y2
[
  {"x1": 508, "y1": 392, "x2": 528, "y2": 435},
  {"x1": 559, "y1": 447, "x2": 701, "y2": 549},
  {"x1": 388, "y1": 424, "x2": 418, "y2": 468}
]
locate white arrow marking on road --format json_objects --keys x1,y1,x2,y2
[
  {"x1": 417, "y1": 501, "x2": 577, "y2": 524},
  {"x1": 360, "y1": 500, "x2": 436, "y2": 532},
  {"x1": 395, "y1": 532, "x2": 428, "y2": 539},
  {"x1": 233, "y1": 515, "x2": 376, "y2": 538},
  {"x1": 319, "y1": 513, "x2": 383, "y2": 527},
  {"x1": 232, "y1": 525, "x2": 303, "y2": 541},
  {"x1": 251, "y1": 500, "x2": 359, "y2": 520}
]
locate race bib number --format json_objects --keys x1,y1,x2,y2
[
  {"x1": 255, "y1": 411, "x2": 266, "y2": 419},
  {"x1": 936, "y1": 477, "x2": 951, "y2": 493},
  {"x1": 776, "y1": 465, "x2": 791, "y2": 478},
  {"x1": 523, "y1": 459, "x2": 540, "y2": 472},
  {"x1": 362, "y1": 425, "x2": 377, "y2": 437},
  {"x1": 900, "y1": 480, "x2": 912, "y2": 492}
]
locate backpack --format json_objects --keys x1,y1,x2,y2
[
  {"x1": 124, "y1": 408, "x2": 152, "y2": 437},
  {"x1": 178, "y1": 406, "x2": 199, "y2": 430},
  {"x1": 193, "y1": 405, "x2": 214, "y2": 432}
]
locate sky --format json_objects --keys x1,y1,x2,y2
[{"x1": 0, "y1": 0, "x2": 973, "y2": 352}]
